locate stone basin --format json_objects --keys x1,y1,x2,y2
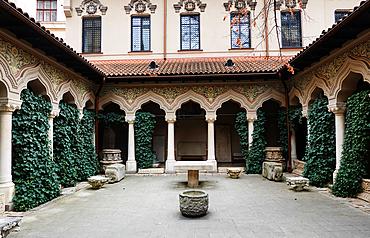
[{"x1": 179, "y1": 190, "x2": 209, "y2": 217}]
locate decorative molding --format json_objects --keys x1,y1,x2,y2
[
  {"x1": 124, "y1": 0, "x2": 157, "y2": 14},
  {"x1": 75, "y1": 0, "x2": 108, "y2": 16},
  {"x1": 0, "y1": 98, "x2": 22, "y2": 112},
  {"x1": 223, "y1": 0, "x2": 257, "y2": 11},
  {"x1": 275, "y1": 0, "x2": 308, "y2": 10},
  {"x1": 166, "y1": 118, "x2": 177, "y2": 123},
  {"x1": 173, "y1": 0, "x2": 207, "y2": 13},
  {"x1": 328, "y1": 102, "x2": 346, "y2": 115}
]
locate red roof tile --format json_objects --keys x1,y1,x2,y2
[{"x1": 91, "y1": 56, "x2": 292, "y2": 77}]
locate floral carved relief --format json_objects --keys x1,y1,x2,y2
[
  {"x1": 291, "y1": 71, "x2": 315, "y2": 96},
  {"x1": 192, "y1": 86, "x2": 229, "y2": 103},
  {"x1": 316, "y1": 53, "x2": 348, "y2": 87},
  {"x1": 152, "y1": 86, "x2": 190, "y2": 103}
]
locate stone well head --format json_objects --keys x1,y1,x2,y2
[{"x1": 179, "y1": 190, "x2": 209, "y2": 217}]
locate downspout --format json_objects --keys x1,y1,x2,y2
[
  {"x1": 279, "y1": 72, "x2": 291, "y2": 172},
  {"x1": 264, "y1": 0, "x2": 269, "y2": 57},
  {"x1": 164, "y1": 0, "x2": 167, "y2": 60},
  {"x1": 95, "y1": 77, "x2": 106, "y2": 159}
]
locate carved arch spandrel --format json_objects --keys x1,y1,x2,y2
[
  {"x1": 17, "y1": 64, "x2": 58, "y2": 105},
  {"x1": 98, "y1": 92, "x2": 129, "y2": 114},
  {"x1": 288, "y1": 86, "x2": 304, "y2": 106},
  {"x1": 207, "y1": 89, "x2": 250, "y2": 112},
  {"x1": 249, "y1": 88, "x2": 286, "y2": 110},
  {"x1": 301, "y1": 75, "x2": 330, "y2": 107},
  {"x1": 167, "y1": 90, "x2": 211, "y2": 114},
  {"x1": 0, "y1": 55, "x2": 17, "y2": 96},
  {"x1": 81, "y1": 91, "x2": 95, "y2": 109},
  {"x1": 57, "y1": 80, "x2": 83, "y2": 110}
]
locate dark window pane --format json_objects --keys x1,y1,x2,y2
[
  {"x1": 230, "y1": 12, "x2": 250, "y2": 49},
  {"x1": 281, "y1": 11, "x2": 302, "y2": 48},
  {"x1": 131, "y1": 16, "x2": 150, "y2": 52},
  {"x1": 180, "y1": 15, "x2": 200, "y2": 50},
  {"x1": 82, "y1": 17, "x2": 101, "y2": 53},
  {"x1": 335, "y1": 11, "x2": 349, "y2": 22}
]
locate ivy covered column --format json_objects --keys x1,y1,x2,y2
[
  {"x1": 126, "y1": 115, "x2": 137, "y2": 173},
  {"x1": 165, "y1": 113, "x2": 176, "y2": 173},
  {"x1": 48, "y1": 109, "x2": 59, "y2": 157},
  {"x1": 328, "y1": 103, "x2": 346, "y2": 182},
  {"x1": 290, "y1": 129, "x2": 297, "y2": 169},
  {"x1": 206, "y1": 113, "x2": 217, "y2": 172},
  {"x1": 247, "y1": 111, "x2": 257, "y2": 150},
  {"x1": 0, "y1": 101, "x2": 21, "y2": 204}
]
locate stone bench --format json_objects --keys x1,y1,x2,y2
[
  {"x1": 88, "y1": 175, "x2": 109, "y2": 189},
  {"x1": 286, "y1": 177, "x2": 309, "y2": 191},
  {"x1": 174, "y1": 161, "x2": 214, "y2": 187},
  {"x1": 262, "y1": 162, "x2": 283, "y2": 181},
  {"x1": 227, "y1": 168, "x2": 241, "y2": 179},
  {"x1": 0, "y1": 217, "x2": 21, "y2": 238},
  {"x1": 105, "y1": 164, "x2": 125, "y2": 183}
]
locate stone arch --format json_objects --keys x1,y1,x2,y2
[
  {"x1": 0, "y1": 55, "x2": 17, "y2": 97},
  {"x1": 329, "y1": 57, "x2": 370, "y2": 104},
  {"x1": 128, "y1": 91, "x2": 170, "y2": 114},
  {"x1": 98, "y1": 92, "x2": 129, "y2": 114},
  {"x1": 168, "y1": 90, "x2": 210, "y2": 114},
  {"x1": 249, "y1": 88, "x2": 286, "y2": 111},
  {"x1": 302, "y1": 76, "x2": 330, "y2": 108},
  {"x1": 17, "y1": 64, "x2": 58, "y2": 105},
  {"x1": 208, "y1": 89, "x2": 250, "y2": 112},
  {"x1": 57, "y1": 81, "x2": 83, "y2": 110},
  {"x1": 81, "y1": 91, "x2": 95, "y2": 110},
  {"x1": 289, "y1": 86, "x2": 303, "y2": 106}
]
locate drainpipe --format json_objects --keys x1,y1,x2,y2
[
  {"x1": 164, "y1": 0, "x2": 167, "y2": 60},
  {"x1": 95, "y1": 77, "x2": 106, "y2": 160},
  {"x1": 264, "y1": 0, "x2": 269, "y2": 57},
  {"x1": 280, "y1": 73, "x2": 291, "y2": 172}
]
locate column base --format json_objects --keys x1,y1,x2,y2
[
  {"x1": 0, "y1": 181, "x2": 15, "y2": 204},
  {"x1": 333, "y1": 169, "x2": 339, "y2": 184},
  {"x1": 207, "y1": 160, "x2": 218, "y2": 173},
  {"x1": 126, "y1": 160, "x2": 137, "y2": 173},
  {"x1": 291, "y1": 156, "x2": 298, "y2": 170},
  {"x1": 165, "y1": 160, "x2": 176, "y2": 174}
]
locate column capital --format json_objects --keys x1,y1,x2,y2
[
  {"x1": 49, "y1": 109, "x2": 60, "y2": 119},
  {"x1": 206, "y1": 115, "x2": 216, "y2": 123},
  {"x1": 302, "y1": 110, "x2": 308, "y2": 118},
  {"x1": 0, "y1": 99, "x2": 22, "y2": 112},
  {"x1": 165, "y1": 114, "x2": 176, "y2": 123},
  {"x1": 125, "y1": 114, "x2": 135, "y2": 124},
  {"x1": 328, "y1": 103, "x2": 346, "y2": 115},
  {"x1": 247, "y1": 111, "x2": 257, "y2": 122}
]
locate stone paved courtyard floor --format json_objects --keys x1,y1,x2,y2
[{"x1": 7, "y1": 173, "x2": 370, "y2": 238}]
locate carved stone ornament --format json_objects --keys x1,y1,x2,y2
[
  {"x1": 223, "y1": 0, "x2": 257, "y2": 11},
  {"x1": 179, "y1": 190, "x2": 209, "y2": 216},
  {"x1": 124, "y1": 0, "x2": 157, "y2": 14},
  {"x1": 75, "y1": 0, "x2": 108, "y2": 16},
  {"x1": 174, "y1": 0, "x2": 207, "y2": 13},
  {"x1": 274, "y1": 0, "x2": 308, "y2": 10}
]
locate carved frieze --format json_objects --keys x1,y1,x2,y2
[
  {"x1": 124, "y1": 0, "x2": 157, "y2": 14},
  {"x1": 316, "y1": 53, "x2": 348, "y2": 87},
  {"x1": 75, "y1": 0, "x2": 108, "y2": 16},
  {"x1": 223, "y1": 0, "x2": 257, "y2": 11},
  {"x1": 275, "y1": 0, "x2": 308, "y2": 10},
  {"x1": 174, "y1": 0, "x2": 207, "y2": 13}
]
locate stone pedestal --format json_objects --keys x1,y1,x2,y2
[
  {"x1": 292, "y1": 160, "x2": 305, "y2": 176},
  {"x1": 286, "y1": 177, "x2": 309, "y2": 191},
  {"x1": 265, "y1": 147, "x2": 286, "y2": 170},
  {"x1": 88, "y1": 176, "x2": 109, "y2": 189},
  {"x1": 262, "y1": 162, "x2": 283, "y2": 181},
  {"x1": 357, "y1": 178, "x2": 370, "y2": 202},
  {"x1": 174, "y1": 161, "x2": 214, "y2": 187},
  {"x1": 105, "y1": 164, "x2": 125, "y2": 183},
  {"x1": 179, "y1": 190, "x2": 209, "y2": 217},
  {"x1": 100, "y1": 149, "x2": 123, "y2": 173},
  {"x1": 227, "y1": 168, "x2": 241, "y2": 179},
  {"x1": 0, "y1": 217, "x2": 21, "y2": 238}
]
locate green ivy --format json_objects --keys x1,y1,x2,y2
[
  {"x1": 302, "y1": 97, "x2": 336, "y2": 187},
  {"x1": 135, "y1": 112, "x2": 156, "y2": 169},
  {"x1": 53, "y1": 102, "x2": 80, "y2": 187},
  {"x1": 234, "y1": 112, "x2": 249, "y2": 162},
  {"x1": 97, "y1": 112, "x2": 126, "y2": 128},
  {"x1": 12, "y1": 89, "x2": 60, "y2": 211},
  {"x1": 75, "y1": 109, "x2": 99, "y2": 180},
  {"x1": 246, "y1": 109, "x2": 267, "y2": 174},
  {"x1": 278, "y1": 108, "x2": 303, "y2": 160},
  {"x1": 332, "y1": 90, "x2": 370, "y2": 197}
]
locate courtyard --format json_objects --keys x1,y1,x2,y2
[{"x1": 7, "y1": 173, "x2": 370, "y2": 238}]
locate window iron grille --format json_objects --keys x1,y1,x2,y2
[
  {"x1": 335, "y1": 11, "x2": 350, "y2": 22},
  {"x1": 281, "y1": 11, "x2": 302, "y2": 48},
  {"x1": 180, "y1": 14, "x2": 200, "y2": 50},
  {"x1": 82, "y1": 17, "x2": 101, "y2": 53},
  {"x1": 230, "y1": 12, "x2": 251, "y2": 49}
]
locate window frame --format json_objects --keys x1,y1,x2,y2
[
  {"x1": 131, "y1": 15, "x2": 151, "y2": 52},
  {"x1": 281, "y1": 11, "x2": 302, "y2": 48},
  {"x1": 230, "y1": 12, "x2": 251, "y2": 49},
  {"x1": 180, "y1": 14, "x2": 200, "y2": 51},
  {"x1": 334, "y1": 10, "x2": 350, "y2": 22},
  {"x1": 36, "y1": 0, "x2": 57, "y2": 22},
  {"x1": 82, "y1": 16, "x2": 101, "y2": 53}
]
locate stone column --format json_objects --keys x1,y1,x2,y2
[
  {"x1": 48, "y1": 109, "x2": 59, "y2": 158},
  {"x1": 126, "y1": 115, "x2": 137, "y2": 173},
  {"x1": 290, "y1": 129, "x2": 297, "y2": 169},
  {"x1": 206, "y1": 114, "x2": 217, "y2": 172},
  {"x1": 328, "y1": 103, "x2": 346, "y2": 182},
  {"x1": 247, "y1": 112, "x2": 257, "y2": 150},
  {"x1": 165, "y1": 114, "x2": 176, "y2": 174},
  {"x1": 0, "y1": 102, "x2": 20, "y2": 205}
]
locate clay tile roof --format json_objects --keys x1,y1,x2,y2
[{"x1": 91, "y1": 56, "x2": 292, "y2": 77}]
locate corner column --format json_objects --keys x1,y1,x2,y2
[
  {"x1": 328, "y1": 103, "x2": 346, "y2": 182},
  {"x1": 126, "y1": 115, "x2": 137, "y2": 173},
  {"x1": 0, "y1": 101, "x2": 21, "y2": 205},
  {"x1": 165, "y1": 114, "x2": 176, "y2": 173},
  {"x1": 206, "y1": 114, "x2": 217, "y2": 172}
]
